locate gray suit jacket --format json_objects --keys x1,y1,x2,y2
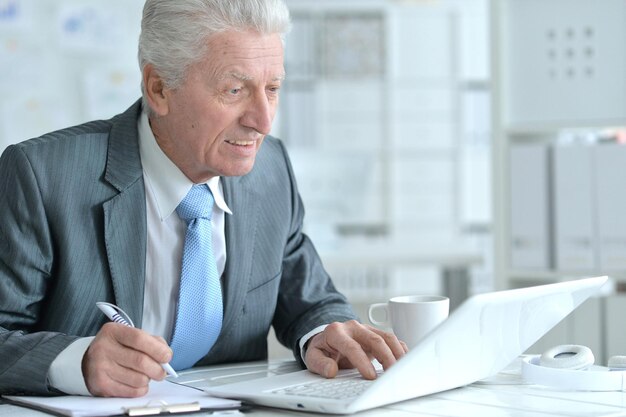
[{"x1": 0, "y1": 100, "x2": 356, "y2": 395}]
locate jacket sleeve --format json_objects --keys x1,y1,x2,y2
[
  {"x1": 0, "y1": 145, "x2": 79, "y2": 395},
  {"x1": 271, "y1": 141, "x2": 358, "y2": 365}
]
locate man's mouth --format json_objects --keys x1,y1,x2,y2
[{"x1": 226, "y1": 139, "x2": 255, "y2": 146}]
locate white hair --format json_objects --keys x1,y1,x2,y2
[{"x1": 138, "y1": 0, "x2": 291, "y2": 111}]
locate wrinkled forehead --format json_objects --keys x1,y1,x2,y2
[{"x1": 196, "y1": 31, "x2": 286, "y2": 81}]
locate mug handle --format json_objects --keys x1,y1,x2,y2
[{"x1": 368, "y1": 303, "x2": 389, "y2": 327}]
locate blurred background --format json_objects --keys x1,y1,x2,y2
[{"x1": 0, "y1": 0, "x2": 624, "y2": 361}]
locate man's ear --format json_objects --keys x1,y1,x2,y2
[{"x1": 143, "y1": 64, "x2": 169, "y2": 116}]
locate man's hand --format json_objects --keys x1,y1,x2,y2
[
  {"x1": 304, "y1": 320, "x2": 408, "y2": 380},
  {"x1": 82, "y1": 322, "x2": 173, "y2": 397}
]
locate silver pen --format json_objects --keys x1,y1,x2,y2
[{"x1": 96, "y1": 301, "x2": 178, "y2": 378}]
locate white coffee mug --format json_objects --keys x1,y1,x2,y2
[{"x1": 368, "y1": 295, "x2": 449, "y2": 349}]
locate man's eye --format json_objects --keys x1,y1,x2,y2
[{"x1": 229, "y1": 88, "x2": 241, "y2": 95}]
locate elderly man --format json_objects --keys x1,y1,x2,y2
[{"x1": 0, "y1": 0, "x2": 406, "y2": 397}]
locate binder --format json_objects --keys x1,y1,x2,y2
[
  {"x1": 606, "y1": 294, "x2": 626, "y2": 360},
  {"x1": 509, "y1": 143, "x2": 552, "y2": 269},
  {"x1": 553, "y1": 144, "x2": 598, "y2": 271},
  {"x1": 594, "y1": 144, "x2": 626, "y2": 270}
]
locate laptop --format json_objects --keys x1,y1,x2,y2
[{"x1": 199, "y1": 276, "x2": 608, "y2": 414}]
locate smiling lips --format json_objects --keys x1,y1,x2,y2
[{"x1": 226, "y1": 139, "x2": 255, "y2": 146}]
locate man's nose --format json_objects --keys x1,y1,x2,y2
[{"x1": 241, "y1": 91, "x2": 274, "y2": 135}]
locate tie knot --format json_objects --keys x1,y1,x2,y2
[{"x1": 176, "y1": 184, "x2": 214, "y2": 221}]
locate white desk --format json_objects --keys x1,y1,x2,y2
[{"x1": 3, "y1": 358, "x2": 624, "y2": 416}]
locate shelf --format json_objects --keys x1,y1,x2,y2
[
  {"x1": 457, "y1": 79, "x2": 492, "y2": 90},
  {"x1": 318, "y1": 239, "x2": 482, "y2": 269},
  {"x1": 491, "y1": 0, "x2": 626, "y2": 292},
  {"x1": 506, "y1": 269, "x2": 621, "y2": 282},
  {"x1": 504, "y1": 120, "x2": 626, "y2": 137}
]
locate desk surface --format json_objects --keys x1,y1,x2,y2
[{"x1": 2, "y1": 358, "x2": 624, "y2": 417}]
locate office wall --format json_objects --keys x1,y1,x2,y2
[
  {"x1": 280, "y1": 1, "x2": 492, "y2": 242},
  {"x1": 0, "y1": 0, "x2": 144, "y2": 149},
  {"x1": 0, "y1": 0, "x2": 492, "y2": 304},
  {"x1": 279, "y1": 0, "x2": 492, "y2": 301}
]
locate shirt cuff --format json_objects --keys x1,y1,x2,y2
[
  {"x1": 48, "y1": 337, "x2": 95, "y2": 396},
  {"x1": 298, "y1": 324, "x2": 328, "y2": 365}
]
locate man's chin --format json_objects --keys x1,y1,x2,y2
[{"x1": 219, "y1": 160, "x2": 257, "y2": 178}]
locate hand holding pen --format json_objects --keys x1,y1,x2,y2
[
  {"x1": 96, "y1": 302, "x2": 178, "y2": 378},
  {"x1": 81, "y1": 302, "x2": 178, "y2": 397}
]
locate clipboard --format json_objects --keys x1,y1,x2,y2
[{"x1": 3, "y1": 380, "x2": 241, "y2": 417}]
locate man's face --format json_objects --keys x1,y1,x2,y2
[{"x1": 150, "y1": 30, "x2": 285, "y2": 183}]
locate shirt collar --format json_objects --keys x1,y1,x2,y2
[{"x1": 138, "y1": 110, "x2": 233, "y2": 221}]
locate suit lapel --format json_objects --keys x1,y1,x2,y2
[
  {"x1": 102, "y1": 101, "x2": 147, "y2": 327},
  {"x1": 221, "y1": 176, "x2": 260, "y2": 333}
]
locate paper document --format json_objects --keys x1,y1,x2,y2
[{"x1": 4, "y1": 379, "x2": 240, "y2": 417}]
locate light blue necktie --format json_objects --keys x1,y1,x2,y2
[{"x1": 170, "y1": 184, "x2": 223, "y2": 370}]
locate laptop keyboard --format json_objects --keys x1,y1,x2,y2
[{"x1": 270, "y1": 377, "x2": 376, "y2": 400}]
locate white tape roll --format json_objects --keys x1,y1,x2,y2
[
  {"x1": 539, "y1": 344, "x2": 594, "y2": 370},
  {"x1": 522, "y1": 355, "x2": 626, "y2": 391}
]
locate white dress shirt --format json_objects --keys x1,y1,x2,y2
[{"x1": 137, "y1": 110, "x2": 232, "y2": 339}]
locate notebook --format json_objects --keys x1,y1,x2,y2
[{"x1": 201, "y1": 276, "x2": 608, "y2": 414}]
